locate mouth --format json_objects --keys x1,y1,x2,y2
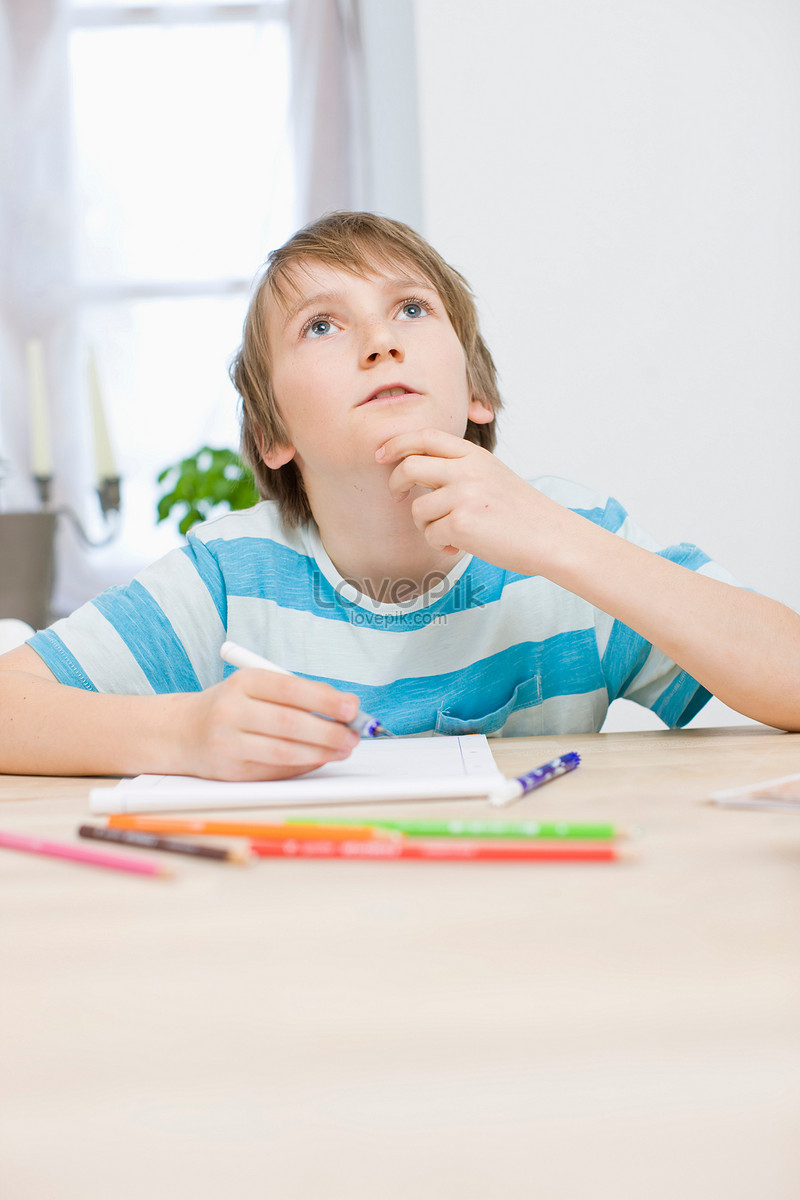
[{"x1": 358, "y1": 385, "x2": 421, "y2": 407}]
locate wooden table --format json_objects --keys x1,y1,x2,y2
[{"x1": 2, "y1": 727, "x2": 799, "y2": 1200}]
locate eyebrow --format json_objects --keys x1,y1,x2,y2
[{"x1": 281, "y1": 275, "x2": 434, "y2": 330}]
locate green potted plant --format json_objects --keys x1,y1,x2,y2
[{"x1": 156, "y1": 446, "x2": 259, "y2": 536}]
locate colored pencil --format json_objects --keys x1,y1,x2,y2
[
  {"x1": 290, "y1": 817, "x2": 619, "y2": 840},
  {"x1": 0, "y1": 829, "x2": 172, "y2": 878},
  {"x1": 250, "y1": 837, "x2": 625, "y2": 862},
  {"x1": 78, "y1": 824, "x2": 250, "y2": 864},
  {"x1": 107, "y1": 814, "x2": 397, "y2": 842}
]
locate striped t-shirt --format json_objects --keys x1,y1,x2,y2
[{"x1": 28, "y1": 476, "x2": 740, "y2": 736}]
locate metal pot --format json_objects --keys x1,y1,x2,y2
[{"x1": 0, "y1": 512, "x2": 57, "y2": 630}]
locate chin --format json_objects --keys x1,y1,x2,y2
[{"x1": 377, "y1": 409, "x2": 460, "y2": 438}]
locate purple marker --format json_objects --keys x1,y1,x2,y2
[{"x1": 488, "y1": 752, "x2": 581, "y2": 808}]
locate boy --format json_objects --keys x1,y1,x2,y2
[{"x1": 2, "y1": 211, "x2": 799, "y2": 780}]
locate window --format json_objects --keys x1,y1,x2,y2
[
  {"x1": 66, "y1": 1, "x2": 296, "y2": 574},
  {"x1": 2, "y1": 0, "x2": 413, "y2": 616}
]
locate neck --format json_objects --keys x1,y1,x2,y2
[{"x1": 306, "y1": 466, "x2": 464, "y2": 603}]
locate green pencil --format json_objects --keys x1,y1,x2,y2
[{"x1": 291, "y1": 817, "x2": 619, "y2": 841}]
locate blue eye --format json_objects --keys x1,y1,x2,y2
[
  {"x1": 303, "y1": 317, "x2": 333, "y2": 338},
  {"x1": 398, "y1": 301, "x2": 427, "y2": 320}
]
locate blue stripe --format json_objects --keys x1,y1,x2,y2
[
  {"x1": 92, "y1": 581, "x2": 202, "y2": 693},
  {"x1": 657, "y1": 543, "x2": 711, "y2": 571},
  {"x1": 652, "y1": 673, "x2": 710, "y2": 728},
  {"x1": 27, "y1": 631, "x2": 98, "y2": 691},
  {"x1": 442, "y1": 560, "x2": 531, "y2": 615},
  {"x1": 601, "y1": 620, "x2": 651, "y2": 701},
  {"x1": 253, "y1": 634, "x2": 603, "y2": 737},
  {"x1": 207, "y1": 535, "x2": 334, "y2": 607},
  {"x1": 182, "y1": 534, "x2": 228, "y2": 627},
  {"x1": 571, "y1": 496, "x2": 628, "y2": 533},
  {"x1": 209, "y1": 536, "x2": 532, "y2": 628},
  {"x1": 601, "y1": 544, "x2": 712, "y2": 702},
  {"x1": 540, "y1": 628, "x2": 604, "y2": 697},
  {"x1": 674, "y1": 682, "x2": 712, "y2": 726}
]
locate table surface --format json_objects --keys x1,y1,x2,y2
[{"x1": 2, "y1": 726, "x2": 799, "y2": 1200}]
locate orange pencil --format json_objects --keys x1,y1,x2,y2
[{"x1": 107, "y1": 814, "x2": 398, "y2": 843}]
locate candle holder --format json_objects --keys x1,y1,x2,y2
[
  {"x1": 0, "y1": 472, "x2": 124, "y2": 629},
  {"x1": 56, "y1": 476, "x2": 123, "y2": 550},
  {"x1": 0, "y1": 511, "x2": 58, "y2": 628},
  {"x1": 34, "y1": 474, "x2": 53, "y2": 509},
  {"x1": 97, "y1": 475, "x2": 121, "y2": 517},
  {"x1": 26, "y1": 471, "x2": 122, "y2": 547}
]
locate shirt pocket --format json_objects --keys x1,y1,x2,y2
[{"x1": 434, "y1": 675, "x2": 543, "y2": 737}]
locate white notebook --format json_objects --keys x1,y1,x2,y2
[{"x1": 89, "y1": 735, "x2": 505, "y2": 815}]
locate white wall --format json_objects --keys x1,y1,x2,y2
[
  {"x1": 360, "y1": 0, "x2": 423, "y2": 230},
  {"x1": 412, "y1": 0, "x2": 800, "y2": 729}
]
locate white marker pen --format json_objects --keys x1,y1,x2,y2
[{"x1": 220, "y1": 641, "x2": 394, "y2": 738}]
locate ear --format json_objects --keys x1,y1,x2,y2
[
  {"x1": 467, "y1": 397, "x2": 495, "y2": 425},
  {"x1": 263, "y1": 442, "x2": 296, "y2": 469},
  {"x1": 256, "y1": 427, "x2": 296, "y2": 469}
]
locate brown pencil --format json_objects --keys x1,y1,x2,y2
[{"x1": 78, "y1": 824, "x2": 250, "y2": 864}]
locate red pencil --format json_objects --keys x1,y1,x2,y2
[{"x1": 250, "y1": 837, "x2": 625, "y2": 862}]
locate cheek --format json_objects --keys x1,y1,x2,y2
[
  {"x1": 438, "y1": 327, "x2": 468, "y2": 375},
  {"x1": 440, "y1": 339, "x2": 471, "y2": 406},
  {"x1": 271, "y1": 358, "x2": 321, "y2": 428}
]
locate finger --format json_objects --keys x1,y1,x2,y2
[
  {"x1": 376, "y1": 427, "x2": 473, "y2": 465},
  {"x1": 386, "y1": 454, "x2": 454, "y2": 501},
  {"x1": 233, "y1": 667, "x2": 360, "y2": 726},
  {"x1": 229, "y1": 760, "x2": 329, "y2": 782},
  {"x1": 236, "y1": 729, "x2": 355, "y2": 769},
  {"x1": 218, "y1": 731, "x2": 342, "y2": 782},
  {"x1": 409, "y1": 486, "x2": 453, "y2": 531},
  {"x1": 239, "y1": 696, "x2": 361, "y2": 755},
  {"x1": 417, "y1": 511, "x2": 465, "y2": 555}
]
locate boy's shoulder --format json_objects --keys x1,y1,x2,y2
[
  {"x1": 531, "y1": 475, "x2": 630, "y2": 535},
  {"x1": 532, "y1": 474, "x2": 619, "y2": 511},
  {"x1": 186, "y1": 500, "x2": 311, "y2": 554}
]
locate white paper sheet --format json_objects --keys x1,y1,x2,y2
[
  {"x1": 710, "y1": 770, "x2": 800, "y2": 812},
  {"x1": 89, "y1": 735, "x2": 504, "y2": 815}
]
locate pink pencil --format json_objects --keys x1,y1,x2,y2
[{"x1": 0, "y1": 829, "x2": 172, "y2": 879}]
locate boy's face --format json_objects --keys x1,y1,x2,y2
[{"x1": 262, "y1": 258, "x2": 493, "y2": 481}]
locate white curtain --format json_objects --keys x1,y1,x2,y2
[
  {"x1": 0, "y1": 0, "x2": 370, "y2": 617},
  {"x1": 0, "y1": 1, "x2": 85, "y2": 521},
  {"x1": 289, "y1": 0, "x2": 368, "y2": 225}
]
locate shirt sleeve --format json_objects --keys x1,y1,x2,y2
[
  {"x1": 596, "y1": 548, "x2": 715, "y2": 728},
  {"x1": 572, "y1": 489, "x2": 748, "y2": 728},
  {"x1": 27, "y1": 532, "x2": 228, "y2": 694}
]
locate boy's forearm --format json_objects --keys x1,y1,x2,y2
[
  {"x1": 0, "y1": 671, "x2": 189, "y2": 776},
  {"x1": 538, "y1": 513, "x2": 800, "y2": 730}
]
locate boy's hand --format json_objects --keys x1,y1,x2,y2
[
  {"x1": 184, "y1": 668, "x2": 362, "y2": 781},
  {"x1": 376, "y1": 428, "x2": 569, "y2": 575}
]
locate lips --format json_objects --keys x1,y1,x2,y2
[{"x1": 358, "y1": 384, "x2": 420, "y2": 406}]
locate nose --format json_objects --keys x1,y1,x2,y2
[{"x1": 360, "y1": 318, "x2": 404, "y2": 366}]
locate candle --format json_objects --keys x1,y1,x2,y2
[
  {"x1": 27, "y1": 339, "x2": 52, "y2": 479},
  {"x1": 87, "y1": 347, "x2": 117, "y2": 480}
]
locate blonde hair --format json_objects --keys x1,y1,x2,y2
[{"x1": 230, "y1": 211, "x2": 502, "y2": 527}]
